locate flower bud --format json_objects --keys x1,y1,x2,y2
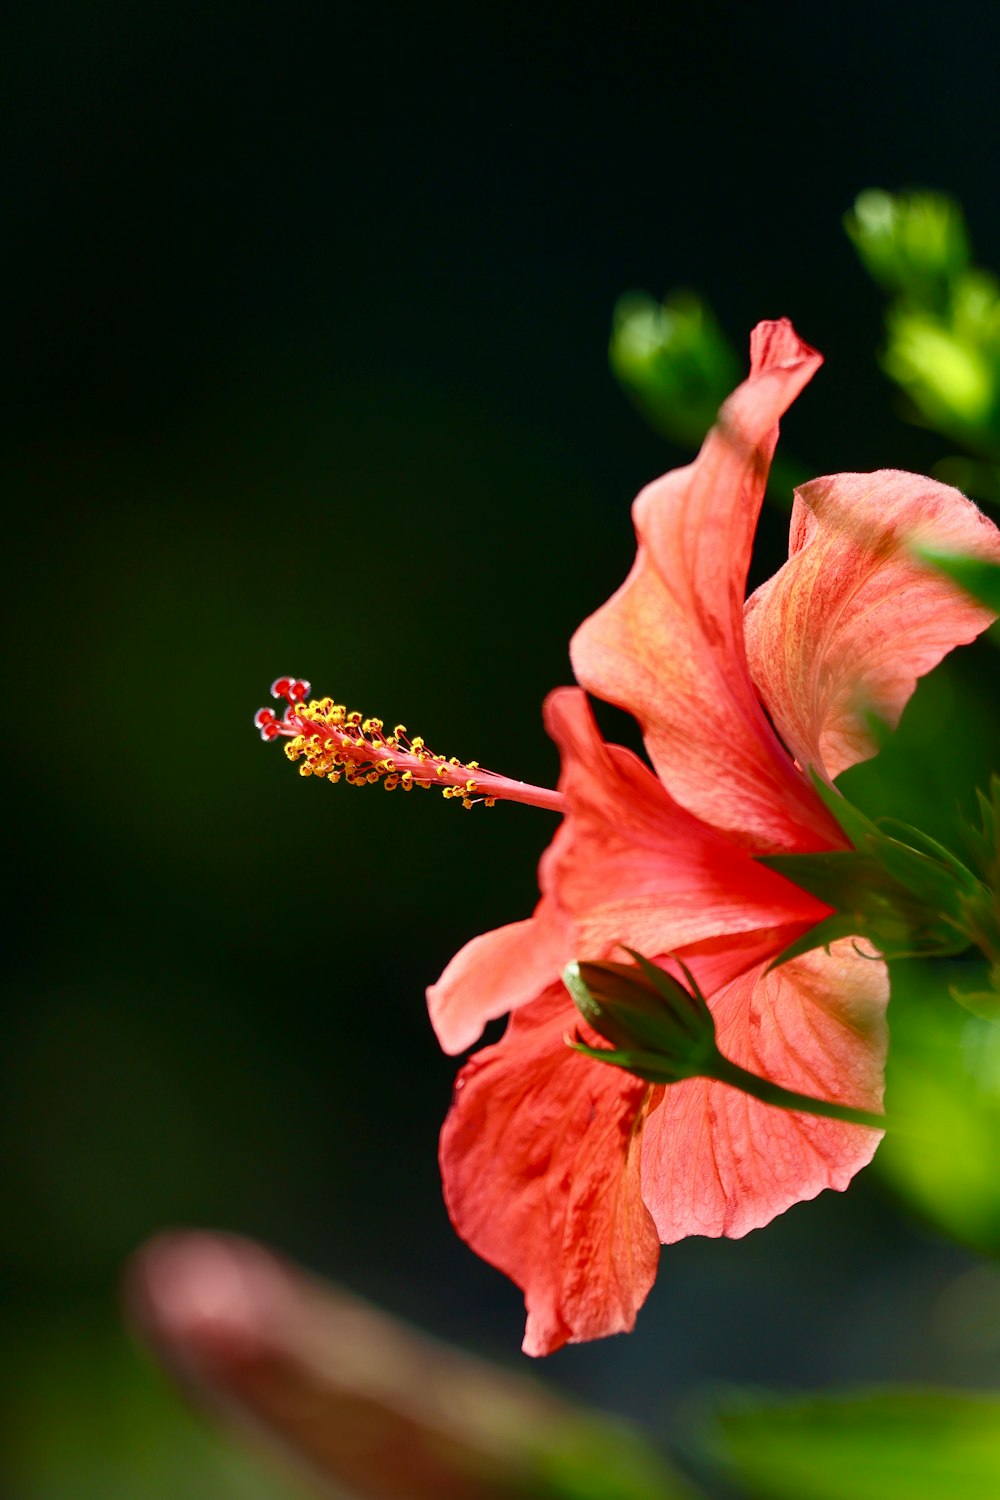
[
  {"x1": 563, "y1": 951, "x2": 888, "y2": 1130},
  {"x1": 563, "y1": 953, "x2": 720, "y2": 1084}
]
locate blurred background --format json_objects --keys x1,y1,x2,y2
[{"x1": 6, "y1": 2, "x2": 1000, "y2": 1493}]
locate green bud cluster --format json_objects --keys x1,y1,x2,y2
[
  {"x1": 609, "y1": 289, "x2": 742, "y2": 451},
  {"x1": 846, "y1": 189, "x2": 1000, "y2": 465}
]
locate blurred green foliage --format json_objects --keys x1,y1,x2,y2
[
  {"x1": 609, "y1": 290, "x2": 742, "y2": 450},
  {"x1": 917, "y1": 548, "x2": 1000, "y2": 614},
  {"x1": 0, "y1": 1318, "x2": 311, "y2": 1500},
  {"x1": 872, "y1": 957, "x2": 1000, "y2": 1255},
  {"x1": 9, "y1": 0, "x2": 1000, "y2": 1480},
  {"x1": 846, "y1": 190, "x2": 1000, "y2": 484},
  {"x1": 704, "y1": 1387, "x2": 1000, "y2": 1500}
]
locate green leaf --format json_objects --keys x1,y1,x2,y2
[
  {"x1": 914, "y1": 547, "x2": 1000, "y2": 613},
  {"x1": 706, "y1": 1387, "x2": 1000, "y2": 1500},
  {"x1": 875, "y1": 958, "x2": 1000, "y2": 1254}
]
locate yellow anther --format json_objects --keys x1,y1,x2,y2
[
  {"x1": 485, "y1": 796, "x2": 496, "y2": 808},
  {"x1": 276, "y1": 685, "x2": 490, "y2": 812}
]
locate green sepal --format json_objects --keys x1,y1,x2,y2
[
  {"x1": 806, "y1": 767, "x2": 880, "y2": 844},
  {"x1": 965, "y1": 775, "x2": 1000, "y2": 887},
  {"x1": 950, "y1": 987, "x2": 1000, "y2": 1023},
  {"x1": 765, "y1": 914, "x2": 863, "y2": 971},
  {"x1": 761, "y1": 847, "x2": 970, "y2": 960},
  {"x1": 567, "y1": 1032, "x2": 705, "y2": 1086},
  {"x1": 763, "y1": 770, "x2": 986, "y2": 962}
]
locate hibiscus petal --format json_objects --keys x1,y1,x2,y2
[
  {"x1": 543, "y1": 687, "x2": 832, "y2": 958},
  {"x1": 640, "y1": 941, "x2": 888, "y2": 1241},
  {"x1": 439, "y1": 988, "x2": 659, "y2": 1356},
  {"x1": 571, "y1": 318, "x2": 839, "y2": 851},
  {"x1": 744, "y1": 469, "x2": 1000, "y2": 780},
  {"x1": 427, "y1": 904, "x2": 571, "y2": 1056}
]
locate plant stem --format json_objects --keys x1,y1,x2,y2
[{"x1": 712, "y1": 1057, "x2": 887, "y2": 1130}]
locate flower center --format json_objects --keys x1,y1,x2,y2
[{"x1": 254, "y1": 677, "x2": 565, "y2": 814}]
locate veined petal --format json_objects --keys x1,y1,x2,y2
[
  {"x1": 572, "y1": 319, "x2": 839, "y2": 852},
  {"x1": 543, "y1": 687, "x2": 832, "y2": 959},
  {"x1": 744, "y1": 469, "x2": 1000, "y2": 780},
  {"x1": 439, "y1": 988, "x2": 659, "y2": 1356},
  {"x1": 427, "y1": 904, "x2": 571, "y2": 1056},
  {"x1": 640, "y1": 941, "x2": 888, "y2": 1241}
]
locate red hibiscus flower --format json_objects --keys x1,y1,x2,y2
[{"x1": 430, "y1": 320, "x2": 1000, "y2": 1356}]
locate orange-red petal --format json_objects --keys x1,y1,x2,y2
[
  {"x1": 571, "y1": 319, "x2": 840, "y2": 852},
  {"x1": 640, "y1": 941, "x2": 888, "y2": 1241},
  {"x1": 542, "y1": 686, "x2": 832, "y2": 958},
  {"x1": 427, "y1": 903, "x2": 572, "y2": 1056},
  {"x1": 744, "y1": 469, "x2": 1000, "y2": 780},
  {"x1": 439, "y1": 987, "x2": 659, "y2": 1356}
]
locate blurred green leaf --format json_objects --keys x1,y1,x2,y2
[
  {"x1": 0, "y1": 1316, "x2": 311, "y2": 1500},
  {"x1": 875, "y1": 957, "x2": 1000, "y2": 1254},
  {"x1": 529, "y1": 1416, "x2": 700, "y2": 1500},
  {"x1": 915, "y1": 547, "x2": 1000, "y2": 613},
  {"x1": 705, "y1": 1386, "x2": 1000, "y2": 1500}
]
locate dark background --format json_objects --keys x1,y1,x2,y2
[{"x1": 5, "y1": 1, "x2": 1000, "y2": 1486}]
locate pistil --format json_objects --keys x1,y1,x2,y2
[{"x1": 254, "y1": 678, "x2": 565, "y2": 814}]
